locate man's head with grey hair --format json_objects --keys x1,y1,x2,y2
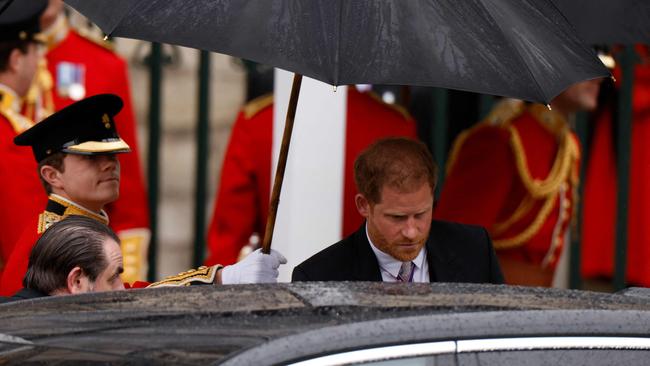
[{"x1": 23, "y1": 215, "x2": 125, "y2": 295}]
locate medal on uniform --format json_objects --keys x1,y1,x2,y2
[{"x1": 56, "y1": 62, "x2": 86, "y2": 101}]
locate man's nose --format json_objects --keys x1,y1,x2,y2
[
  {"x1": 402, "y1": 217, "x2": 418, "y2": 239},
  {"x1": 100, "y1": 155, "x2": 118, "y2": 169}
]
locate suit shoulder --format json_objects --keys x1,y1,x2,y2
[
  {"x1": 243, "y1": 94, "x2": 273, "y2": 119},
  {"x1": 293, "y1": 237, "x2": 355, "y2": 279},
  {"x1": 296, "y1": 238, "x2": 352, "y2": 268}
]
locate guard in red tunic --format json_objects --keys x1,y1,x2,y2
[
  {"x1": 0, "y1": 0, "x2": 49, "y2": 271},
  {"x1": 435, "y1": 79, "x2": 601, "y2": 287},
  {"x1": 0, "y1": 94, "x2": 133, "y2": 295},
  {"x1": 204, "y1": 88, "x2": 418, "y2": 266},
  {"x1": 582, "y1": 46, "x2": 650, "y2": 287},
  {"x1": 22, "y1": 1, "x2": 150, "y2": 284}
]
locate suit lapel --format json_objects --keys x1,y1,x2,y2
[
  {"x1": 350, "y1": 225, "x2": 383, "y2": 281},
  {"x1": 426, "y1": 221, "x2": 462, "y2": 282}
]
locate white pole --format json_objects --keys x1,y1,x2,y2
[{"x1": 272, "y1": 69, "x2": 347, "y2": 282}]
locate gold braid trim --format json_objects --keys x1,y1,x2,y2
[
  {"x1": 37, "y1": 196, "x2": 110, "y2": 234},
  {"x1": 243, "y1": 94, "x2": 273, "y2": 119},
  {"x1": 24, "y1": 59, "x2": 55, "y2": 122},
  {"x1": 491, "y1": 195, "x2": 535, "y2": 236},
  {"x1": 0, "y1": 87, "x2": 34, "y2": 134},
  {"x1": 147, "y1": 265, "x2": 223, "y2": 288},
  {"x1": 445, "y1": 128, "x2": 474, "y2": 176},
  {"x1": 508, "y1": 126, "x2": 579, "y2": 199},
  {"x1": 492, "y1": 193, "x2": 558, "y2": 249}
]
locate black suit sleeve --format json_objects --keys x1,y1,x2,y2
[
  {"x1": 291, "y1": 266, "x2": 310, "y2": 282},
  {"x1": 481, "y1": 228, "x2": 505, "y2": 284}
]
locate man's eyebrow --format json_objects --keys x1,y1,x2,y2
[{"x1": 111, "y1": 266, "x2": 124, "y2": 280}]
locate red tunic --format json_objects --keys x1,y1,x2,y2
[
  {"x1": 582, "y1": 55, "x2": 650, "y2": 286},
  {"x1": 0, "y1": 89, "x2": 44, "y2": 270},
  {"x1": 204, "y1": 89, "x2": 417, "y2": 265},
  {"x1": 435, "y1": 102, "x2": 580, "y2": 286}
]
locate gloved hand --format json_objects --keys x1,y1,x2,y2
[{"x1": 220, "y1": 249, "x2": 287, "y2": 284}]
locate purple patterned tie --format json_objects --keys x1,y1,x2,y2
[{"x1": 397, "y1": 261, "x2": 415, "y2": 282}]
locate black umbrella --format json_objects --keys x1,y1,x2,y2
[
  {"x1": 553, "y1": 0, "x2": 650, "y2": 44},
  {"x1": 65, "y1": 0, "x2": 609, "y2": 254}
]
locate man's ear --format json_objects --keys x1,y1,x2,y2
[
  {"x1": 355, "y1": 194, "x2": 371, "y2": 218},
  {"x1": 40, "y1": 164, "x2": 64, "y2": 191},
  {"x1": 66, "y1": 266, "x2": 90, "y2": 295},
  {"x1": 7, "y1": 48, "x2": 23, "y2": 73}
]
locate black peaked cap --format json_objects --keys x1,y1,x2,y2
[
  {"x1": 14, "y1": 94, "x2": 131, "y2": 162},
  {"x1": 0, "y1": 0, "x2": 47, "y2": 42}
]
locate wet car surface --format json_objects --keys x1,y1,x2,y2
[{"x1": 1, "y1": 282, "x2": 650, "y2": 365}]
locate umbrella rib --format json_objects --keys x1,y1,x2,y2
[
  {"x1": 105, "y1": 0, "x2": 142, "y2": 37},
  {"x1": 477, "y1": 1, "x2": 549, "y2": 104},
  {"x1": 333, "y1": 0, "x2": 343, "y2": 85}
]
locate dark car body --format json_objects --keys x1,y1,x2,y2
[{"x1": 1, "y1": 283, "x2": 650, "y2": 365}]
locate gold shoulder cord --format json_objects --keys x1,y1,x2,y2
[
  {"x1": 508, "y1": 126, "x2": 579, "y2": 199},
  {"x1": 492, "y1": 115, "x2": 580, "y2": 250},
  {"x1": 23, "y1": 59, "x2": 55, "y2": 122}
]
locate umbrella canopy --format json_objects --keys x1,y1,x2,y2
[
  {"x1": 65, "y1": 0, "x2": 609, "y2": 105},
  {"x1": 553, "y1": 0, "x2": 650, "y2": 44}
]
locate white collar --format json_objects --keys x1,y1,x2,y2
[{"x1": 366, "y1": 223, "x2": 427, "y2": 279}]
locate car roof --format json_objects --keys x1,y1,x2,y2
[{"x1": 1, "y1": 282, "x2": 650, "y2": 364}]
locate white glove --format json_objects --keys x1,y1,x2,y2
[{"x1": 220, "y1": 248, "x2": 287, "y2": 284}]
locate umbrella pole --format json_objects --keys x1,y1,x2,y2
[{"x1": 261, "y1": 73, "x2": 303, "y2": 254}]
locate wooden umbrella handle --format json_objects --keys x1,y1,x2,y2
[{"x1": 261, "y1": 73, "x2": 303, "y2": 254}]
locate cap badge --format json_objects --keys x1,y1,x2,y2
[{"x1": 102, "y1": 114, "x2": 111, "y2": 129}]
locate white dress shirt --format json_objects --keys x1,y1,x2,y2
[{"x1": 366, "y1": 224, "x2": 430, "y2": 283}]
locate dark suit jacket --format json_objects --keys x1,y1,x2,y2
[
  {"x1": 292, "y1": 220, "x2": 504, "y2": 284},
  {"x1": 0, "y1": 288, "x2": 48, "y2": 304}
]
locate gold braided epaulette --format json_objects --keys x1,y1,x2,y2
[
  {"x1": 147, "y1": 265, "x2": 223, "y2": 288},
  {"x1": 0, "y1": 108, "x2": 33, "y2": 134},
  {"x1": 243, "y1": 94, "x2": 273, "y2": 119},
  {"x1": 74, "y1": 27, "x2": 115, "y2": 52},
  {"x1": 484, "y1": 98, "x2": 525, "y2": 126}
]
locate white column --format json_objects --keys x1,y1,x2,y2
[{"x1": 272, "y1": 69, "x2": 347, "y2": 282}]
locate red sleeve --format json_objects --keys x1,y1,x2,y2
[
  {"x1": 0, "y1": 124, "x2": 44, "y2": 263},
  {"x1": 204, "y1": 110, "x2": 272, "y2": 266},
  {"x1": 124, "y1": 281, "x2": 150, "y2": 289},
  {"x1": 434, "y1": 125, "x2": 516, "y2": 229},
  {"x1": 0, "y1": 222, "x2": 39, "y2": 296}
]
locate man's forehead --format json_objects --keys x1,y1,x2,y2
[
  {"x1": 376, "y1": 183, "x2": 434, "y2": 201},
  {"x1": 103, "y1": 238, "x2": 123, "y2": 262}
]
